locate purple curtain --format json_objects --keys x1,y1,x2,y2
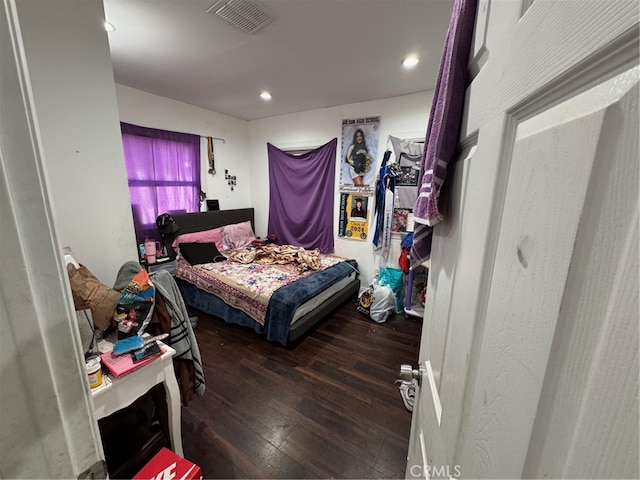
[
  {"x1": 121, "y1": 123, "x2": 201, "y2": 242},
  {"x1": 410, "y1": 0, "x2": 477, "y2": 268},
  {"x1": 267, "y1": 139, "x2": 337, "y2": 253}
]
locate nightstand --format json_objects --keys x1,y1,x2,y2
[{"x1": 143, "y1": 259, "x2": 177, "y2": 275}]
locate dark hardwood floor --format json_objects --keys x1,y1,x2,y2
[{"x1": 181, "y1": 301, "x2": 422, "y2": 479}]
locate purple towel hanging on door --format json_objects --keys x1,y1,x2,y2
[{"x1": 410, "y1": 0, "x2": 478, "y2": 268}]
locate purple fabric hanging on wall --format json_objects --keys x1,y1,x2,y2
[
  {"x1": 267, "y1": 139, "x2": 337, "y2": 253},
  {"x1": 410, "y1": 0, "x2": 478, "y2": 268}
]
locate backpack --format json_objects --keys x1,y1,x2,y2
[{"x1": 156, "y1": 213, "x2": 179, "y2": 237}]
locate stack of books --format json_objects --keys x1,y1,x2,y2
[{"x1": 100, "y1": 342, "x2": 164, "y2": 377}]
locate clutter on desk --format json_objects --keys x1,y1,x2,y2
[
  {"x1": 98, "y1": 337, "x2": 114, "y2": 353},
  {"x1": 114, "y1": 261, "x2": 206, "y2": 404},
  {"x1": 113, "y1": 336, "x2": 145, "y2": 355},
  {"x1": 101, "y1": 343, "x2": 165, "y2": 378},
  {"x1": 112, "y1": 333, "x2": 168, "y2": 356},
  {"x1": 85, "y1": 355, "x2": 103, "y2": 389},
  {"x1": 114, "y1": 269, "x2": 155, "y2": 337},
  {"x1": 131, "y1": 341, "x2": 162, "y2": 363}
]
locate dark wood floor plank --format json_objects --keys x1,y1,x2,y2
[
  {"x1": 375, "y1": 436, "x2": 413, "y2": 478},
  {"x1": 181, "y1": 301, "x2": 422, "y2": 478},
  {"x1": 185, "y1": 392, "x2": 307, "y2": 479},
  {"x1": 278, "y1": 424, "x2": 375, "y2": 479},
  {"x1": 267, "y1": 396, "x2": 385, "y2": 467}
]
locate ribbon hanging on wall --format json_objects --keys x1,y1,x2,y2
[{"x1": 207, "y1": 136, "x2": 216, "y2": 176}]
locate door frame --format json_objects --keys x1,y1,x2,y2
[{"x1": 1, "y1": 1, "x2": 105, "y2": 477}]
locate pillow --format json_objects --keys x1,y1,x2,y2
[
  {"x1": 179, "y1": 242, "x2": 226, "y2": 265},
  {"x1": 67, "y1": 264, "x2": 120, "y2": 331},
  {"x1": 223, "y1": 221, "x2": 256, "y2": 250},
  {"x1": 171, "y1": 227, "x2": 224, "y2": 252}
]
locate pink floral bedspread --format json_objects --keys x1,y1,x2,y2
[{"x1": 176, "y1": 246, "x2": 345, "y2": 325}]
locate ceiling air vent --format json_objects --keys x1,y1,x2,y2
[{"x1": 206, "y1": 0, "x2": 273, "y2": 35}]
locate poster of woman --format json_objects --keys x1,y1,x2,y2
[{"x1": 340, "y1": 116, "x2": 380, "y2": 194}]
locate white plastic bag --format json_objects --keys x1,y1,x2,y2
[
  {"x1": 369, "y1": 283, "x2": 397, "y2": 323},
  {"x1": 357, "y1": 284, "x2": 375, "y2": 317}
]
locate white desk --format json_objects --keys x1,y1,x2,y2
[{"x1": 91, "y1": 341, "x2": 183, "y2": 456}]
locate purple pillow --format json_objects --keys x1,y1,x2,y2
[{"x1": 223, "y1": 221, "x2": 256, "y2": 250}]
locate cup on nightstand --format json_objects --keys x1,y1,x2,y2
[{"x1": 144, "y1": 240, "x2": 161, "y2": 264}]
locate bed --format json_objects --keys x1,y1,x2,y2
[{"x1": 164, "y1": 208, "x2": 360, "y2": 345}]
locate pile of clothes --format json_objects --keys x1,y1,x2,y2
[
  {"x1": 114, "y1": 262, "x2": 205, "y2": 406},
  {"x1": 114, "y1": 269, "x2": 155, "y2": 336}
]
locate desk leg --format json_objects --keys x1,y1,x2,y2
[{"x1": 162, "y1": 362, "x2": 184, "y2": 457}]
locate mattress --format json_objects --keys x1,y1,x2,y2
[{"x1": 291, "y1": 270, "x2": 357, "y2": 325}]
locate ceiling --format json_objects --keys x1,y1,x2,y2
[{"x1": 103, "y1": 0, "x2": 454, "y2": 121}]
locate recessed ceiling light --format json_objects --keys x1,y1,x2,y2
[
  {"x1": 402, "y1": 55, "x2": 419, "y2": 69},
  {"x1": 104, "y1": 21, "x2": 116, "y2": 32},
  {"x1": 260, "y1": 91, "x2": 272, "y2": 101}
]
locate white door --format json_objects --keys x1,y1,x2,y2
[
  {"x1": 1, "y1": 1, "x2": 105, "y2": 477},
  {"x1": 406, "y1": 1, "x2": 639, "y2": 478}
]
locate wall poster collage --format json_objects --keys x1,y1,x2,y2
[
  {"x1": 389, "y1": 135, "x2": 424, "y2": 235},
  {"x1": 338, "y1": 116, "x2": 380, "y2": 242}
]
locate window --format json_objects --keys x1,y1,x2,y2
[{"x1": 121, "y1": 123, "x2": 201, "y2": 242}]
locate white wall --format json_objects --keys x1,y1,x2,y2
[
  {"x1": 16, "y1": 0, "x2": 134, "y2": 284},
  {"x1": 116, "y1": 85, "x2": 252, "y2": 212},
  {"x1": 248, "y1": 92, "x2": 432, "y2": 286}
]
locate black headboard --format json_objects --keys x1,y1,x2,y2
[{"x1": 163, "y1": 208, "x2": 255, "y2": 251}]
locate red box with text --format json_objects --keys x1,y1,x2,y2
[{"x1": 133, "y1": 448, "x2": 202, "y2": 480}]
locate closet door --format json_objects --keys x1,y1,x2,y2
[{"x1": 406, "y1": 1, "x2": 639, "y2": 478}]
